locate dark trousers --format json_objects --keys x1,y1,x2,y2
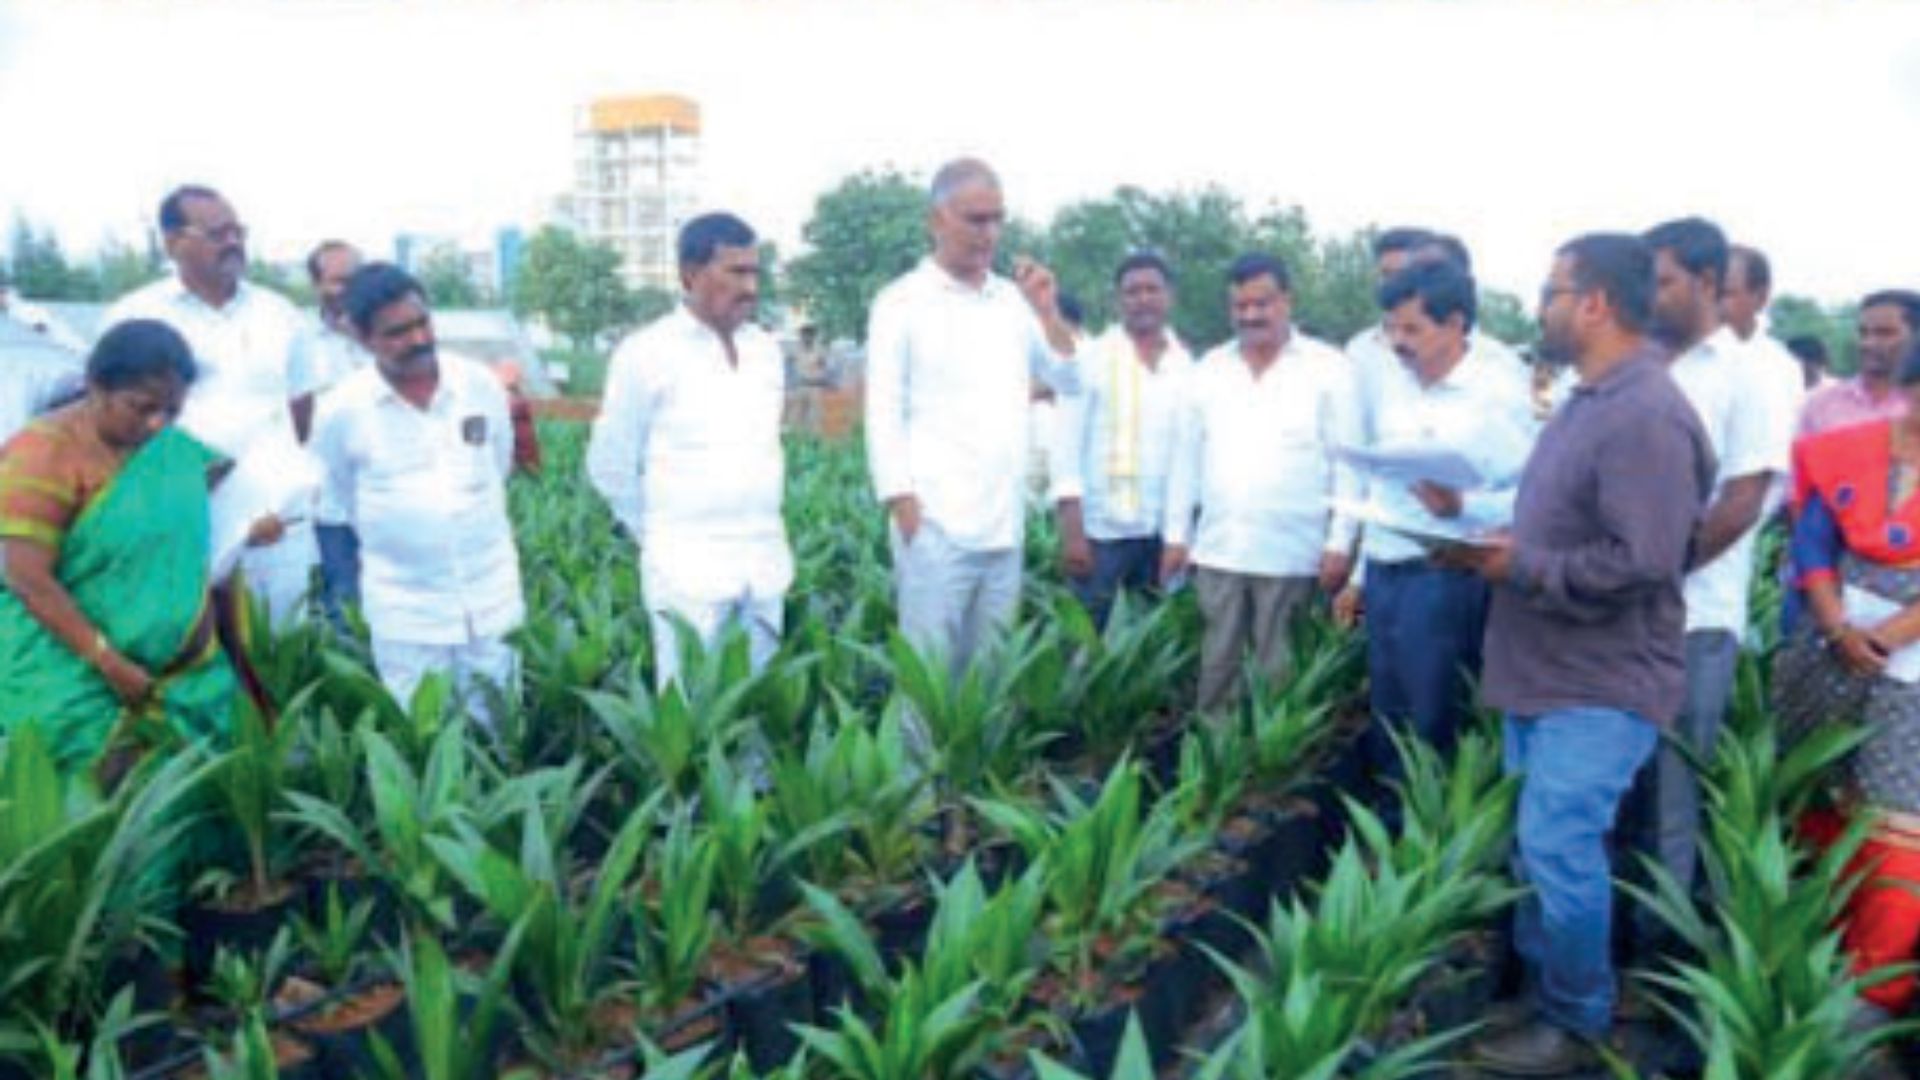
[
  {"x1": 316, "y1": 523, "x2": 361, "y2": 629},
  {"x1": 1361, "y1": 559, "x2": 1491, "y2": 794},
  {"x1": 1623, "y1": 628, "x2": 1739, "y2": 947},
  {"x1": 1068, "y1": 536, "x2": 1163, "y2": 629}
]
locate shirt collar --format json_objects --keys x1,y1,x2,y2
[
  {"x1": 1680, "y1": 324, "x2": 1742, "y2": 363},
  {"x1": 1100, "y1": 325, "x2": 1187, "y2": 369},
  {"x1": 919, "y1": 257, "x2": 1008, "y2": 299},
  {"x1": 1571, "y1": 344, "x2": 1666, "y2": 399},
  {"x1": 372, "y1": 360, "x2": 453, "y2": 412},
  {"x1": 165, "y1": 273, "x2": 250, "y2": 316}
]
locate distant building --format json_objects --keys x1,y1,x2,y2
[
  {"x1": 395, "y1": 228, "x2": 526, "y2": 301},
  {"x1": 566, "y1": 93, "x2": 701, "y2": 292}
]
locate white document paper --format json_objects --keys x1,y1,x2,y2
[
  {"x1": 1329, "y1": 498, "x2": 1500, "y2": 550},
  {"x1": 1331, "y1": 443, "x2": 1485, "y2": 491},
  {"x1": 207, "y1": 436, "x2": 323, "y2": 582},
  {"x1": 1843, "y1": 585, "x2": 1920, "y2": 684}
]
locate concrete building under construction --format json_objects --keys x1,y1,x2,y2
[{"x1": 567, "y1": 93, "x2": 702, "y2": 293}]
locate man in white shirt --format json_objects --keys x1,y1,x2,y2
[
  {"x1": 1634, "y1": 218, "x2": 1790, "y2": 904},
  {"x1": 102, "y1": 184, "x2": 317, "y2": 630},
  {"x1": 1344, "y1": 228, "x2": 1438, "y2": 409},
  {"x1": 865, "y1": 158, "x2": 1080, "y2": 681},
  {"x1": 1722, "y1": 244, "x2": 1811, "y2": 446},
  {"x1": 289, "y1": 240, "x2": 370, "y2": 627},
  {"x1": 1162, "y1": 253, "x2": 1361, "y2": 714},
  {"x1": 1052, "y1": 252, "x2": 1192, "y2": 628},
  {"x1": 587, "y1": 212, "x2": 791, "y2": 689},
  {"x1": 309, "y1": 263, "x2": 522, "y2": 727},
  {"x1": 1356, "y1": 259, "x2": 1534, "y2": 798},
  {"x1": 1339, "y1": 231, "x2": 1532, "y2": 620}
]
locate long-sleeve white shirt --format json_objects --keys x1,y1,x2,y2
[
  {"x1": 865, "y1": 258, "x2": 1081, "y2": 552},
  {"x1": 1355, "y1": 338, "x2": 1536, "y2": 565},
  {"x1": 309, "y1": 353, "x2": 523, "y2": 645},
  {"x1": 585, "y1": 305, "x2": 793, "y2": 604},
  {"x1": 1050, "y1": 326, "x2": 1194, "y2": 541},
  {"x1": 1165, "y1": 332, "x2": 1362, "y2": 577}
]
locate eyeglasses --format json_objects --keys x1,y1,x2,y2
[{"x1": 178, "y1": 222, "x2": 248, "y2": 244}]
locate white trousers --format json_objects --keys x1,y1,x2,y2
[
  {"x1": 891, "y1": 520, "x2": 1023, "y2": 677},
  {"x1": 239, "y1": 520, "x2": 319, "y2": 632},
  {"x1": 372, "y1": 635, "x2": 519, "y2": 731},
  {"x1": 645, "y1": 585, "x2": 784, "y2": 692}
]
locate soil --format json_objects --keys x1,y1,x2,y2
[
  {"x1": 202, "y1": 876, "x2": 300, "y2": 913},
  {"x1": 651, "y1": 996, "x2": 725, "y2": 1053},
  {"x1": 1219, "y1": 813, "x2": 1269, "y2": 845},
  {"x1": 276, "y1": 976, "x2": 406, "y2": 1035},
  {"x1": 703, "y1": 935, "x2": 803, "y2": 986}
]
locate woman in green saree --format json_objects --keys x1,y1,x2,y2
[{"x1": 0, "y1": 319, "x2": 237, "y2": 775}]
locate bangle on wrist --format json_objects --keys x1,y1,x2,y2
[{"x1": 88, "y1": 631, "x2": 112, "y2": 667}]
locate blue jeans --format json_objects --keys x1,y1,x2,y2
[
  {"x1": 1067, "y1": 536, "x2": 1162, "y2": 629},
  {"x1": 1362, "y1": 560, "x2": 1489, "y2": 791},
  {"x1": 316, "y1": 523, "x2": 361, "y2": 627},
  {"x1": 1505, "y1": 707, "x2": 1658, "y2": 1037}
]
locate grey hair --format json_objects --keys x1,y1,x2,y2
[{"x1": 929, "y1": 158, "x2": 1001, "y2": 208}]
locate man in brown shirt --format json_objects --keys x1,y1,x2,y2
[{"x1": 1443, "y1": 233, "x2": 1715, "y2": 1075}]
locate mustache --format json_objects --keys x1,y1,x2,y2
[{"x1": 403, "y1": 343, "x2": 435, "y2": 364}]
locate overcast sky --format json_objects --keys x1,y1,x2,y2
[{"x1": 2, "y1": 0, "x2": 1916, "y2": 304}]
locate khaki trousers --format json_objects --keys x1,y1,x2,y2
[{"x1": 1194, "y1": 566, "x2": 1316, "y2": 715}]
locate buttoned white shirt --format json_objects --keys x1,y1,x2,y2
[
  {"x1": 1356, "y1": 338, "x2": 1536, "y2": 565},
  {"x1": 1668, "y1": 326, "x2": 1791, "y2": 635},
  {"x1": 103, "y1": 276, "x2": 307, "y2": 458},
  {"x1": 1347, "y1": 325, "x2": 1528, "y2": 415},
  {"x1": 865, "y1": 258, "x2": 1081, "y2": 552},
  {"x1": 309, "y1": 353, "x2": 523, "y2": 645},
  {"x1": 1165, "y1": 331, "x2": 1362, "y2": 578},
  {"x1": 585, "y1": 305, "x2": 793, "y2": 605},
  {"x1": 1738, "y1": 329, "x2": 1808, "y2": 515},
  {"x1": 1050, "y1": 326, "x2": 1194, "y2": 541},
  {"x1": 292, "y1": 320, "x2": 375, "y2": 525}
]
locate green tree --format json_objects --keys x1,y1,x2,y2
[
  {"x1": 245, "y1": 261, "x2": 313, "y2": 306},
  {"x1": 757, "y1": 240, "x2": 781, "y2": 328},
  {"x1": 7, "y1": 216, "x2": 76, "y2": 299},
  {"x1": 94, "y1": 233, "x2": 166, "y2": 301},
  {"x1": 1035, "y1": 199, "x2": 1132, "y2": 333},
  {"x1": 1770, "y1": 294, "x2": 1857, "y2": 374},
  {"x1": 1478, "y1": 288, "x2": 1538, "y2": 348},
  {"x1": 786, "y1": 170, "x2": 929, "y2": 342},
  {"x1": 415, "y1": 244, "x2": 483, "y2": 308},
  {"x1": 632, "y1": 285, "x2": 676, "y2": 327},
  {"x1": 509, "y1": 226, "x2": 638, "y2": 349},
  {"x1": 1289, "y1": 227, "x2": 1378, "y2": 345}
]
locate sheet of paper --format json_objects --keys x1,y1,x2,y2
[
  {"x1": 207, "y1": 437, "x2": 322, "y2": 582},
  {"x1": 1844, "y1": 585, "x2": 1920, "y2": 683},
  {"x1": 1328, "y1": 498, "x2": 1501, "y2": 550},
  {"x1": 1331, "y1": 443, "x2": 1485, "y2": 491}
]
